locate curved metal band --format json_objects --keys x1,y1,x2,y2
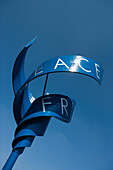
[
  {"x1": 12, "y1": 94, "x2": 75, "y2": 149},
  {"x1": 26, "y1": 54, "x2": 103, "y2": 88},
  {"x1": 13, "y1": 38, "x2": 103, "y2": 96},
  {"x1": 14, "y1": 93, "x2": 75, "y2": 124}
]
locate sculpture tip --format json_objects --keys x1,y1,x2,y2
[{"x1": 26, "y1": 36, "x2": 38, "y2": 48}]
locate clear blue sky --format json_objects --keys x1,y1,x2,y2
[{"x1": 0, "y1": 0, "x2": 113, "y2": 169}]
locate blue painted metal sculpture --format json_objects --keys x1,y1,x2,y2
[{"x1": 2, "y1": 37, "x2": 103, "y2": 169}]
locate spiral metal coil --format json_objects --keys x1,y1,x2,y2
[
  {"x1": 12, "y1": 37, "x2": 76, "y2": 151},
  {"x1": 2, "y1": 37, "x2": 103, "y2": 170}
]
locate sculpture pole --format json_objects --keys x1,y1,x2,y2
[
  {"x1": 2, "y1": 148, "x2": 24, "y2": 170},
  {"x1": 2, "y1": 37, "x2": 103, "y2": 169}
]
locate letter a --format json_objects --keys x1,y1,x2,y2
[{"x1": 54, "y1": 58, "x2": 69, "y2": 69}]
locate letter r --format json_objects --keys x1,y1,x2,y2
[{"x1": 61, "y1": 98, "x2": 68, "y2": 116}]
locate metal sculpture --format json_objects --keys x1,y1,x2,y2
[{"x1": 2, "y1": 37, "x2": 103, "y2": 169}]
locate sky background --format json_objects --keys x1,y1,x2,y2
[{"x1": 0, "y1": 0, "x2": 113, "y2": 170}]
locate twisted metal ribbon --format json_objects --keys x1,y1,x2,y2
[
  {"x1": 2, "y1": 37, "x2": 103, "y2": 170},
  {"x1": 12, "y1": 37, "x2": 76, "y2": 151},
  {"x1": 12, "y1": 37, "x2": 103, "y2": 151},
  {"x1": 2, "y1": 38, "x2": 103, "y2": 170}
]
